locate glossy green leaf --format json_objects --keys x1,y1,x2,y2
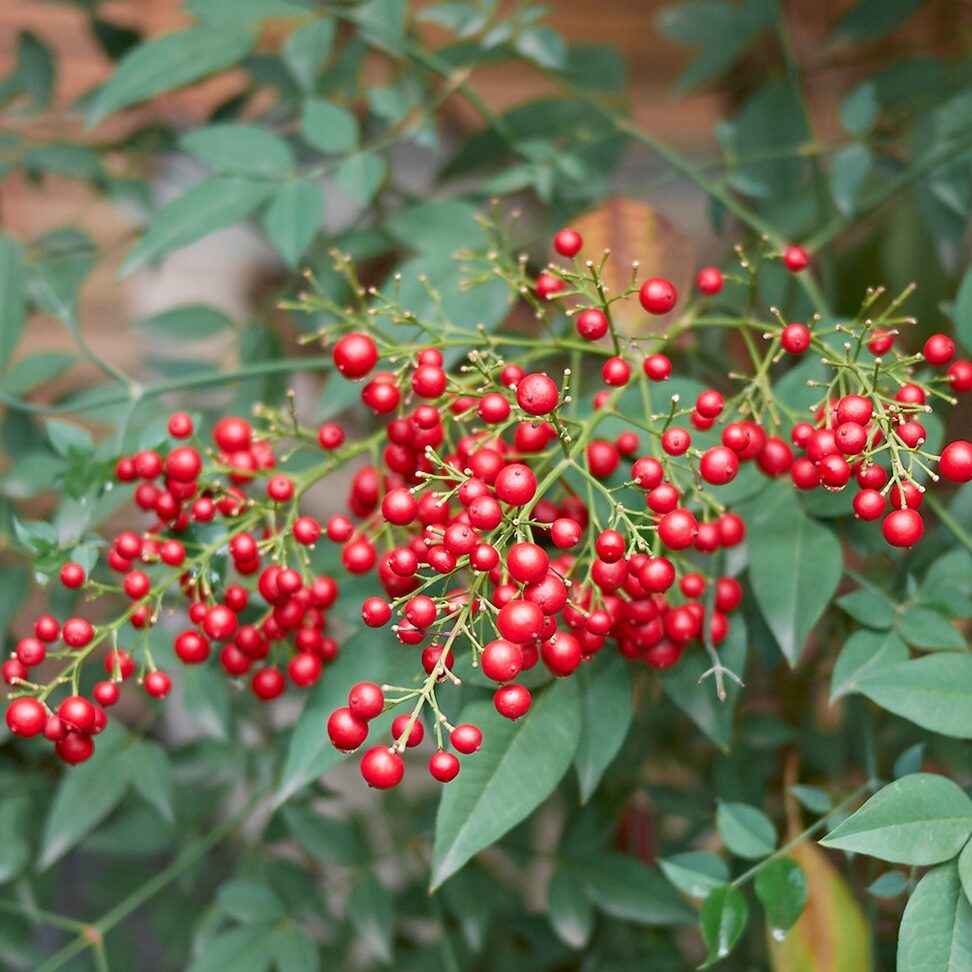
[
  {"x1": 123, "y1": 177, "x2": 273, "y2": 275},
  {"x1": 897, "y1": 861, "x2": 972, "y2": 972},
  {"x1": 755, "y1": 858, "x2": 808, "y2": 939},
  {"x1": 334, "y1": 153, "x2": 387, "y2": 205},
  {"x1": 348, "y1": 873, "x2": 394, "y2": 963},
  {"x1": 217, "y1": 880, "x2": 286, "y2": 923},
  {"x1": 659, "y1": 852, "x2": 730, "y2": 900},
  {"x1": 88, "y1": 27, "x2": 254, "y2": 126},
  {"x1": 574, "y1": 652, "x2": 632, "y2": 801},
  {"x1": 0, "y1": 234, "x2": 25, "y2": 369},
  {"x1": 283, "y1": 17, "x2": 336, "y2": 91},
  {"x1": 39, "y1": 727, "x2": 131, "y2": 869},
  {"x1": 186, "y1": 923, "x2": 275, "y2": 972},
  {"x1": 661, "y1": 617, "x2": 746, "y2": 751},
  {"x1": 835, "y1": 588, "x2": 894, "y2": 629},
  {"x1": 700, "y1": 884, "x2": 748, "y2": 967},
  {"x1": 576, "y1": 853, "x2": 696, "y2": 926},
  {"x1": 431, "y1": 677, "x2": 581, "y2": 889},
  {"x1": 829, "y1": 629, "x2": 909, "y2": 703},
  {"x1": 821, "y1": 774, "x2": 972, "y2": 865},
  {"x1": 137, "y1": 304, "x2": 234, "y2": 340},
  {"x1": 854, "y1": 654, "x2": 972, "y2": 737},
  {"x1": 717, "y1": 801, "x2": 777, "y2": 859},
  {"x1": 181, "y1": 124, "x2": 295, "y2": 179},
  {"x1": 867, "y1": 870, "x2": 908, "y2": 897},
  {"x1": 897, "y1": 606, "x2": 966, "y2": 651},
  {"x1": 958, "y1": 840, "x2": 972, "y2": 906},
  {"x1": 743, "y1": 482, "x2": 842, "y2": 665},
  {"x1": 300, "y1": 99, "x2": 358, "y2": 153},
  {"x1": 547, "y1": 864, "x2": 594, "y2": 948},
  {"x1": 263, "y1": 179, "x2": 324, "y2": 267}
]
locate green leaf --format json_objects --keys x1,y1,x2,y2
[
  {"x1": 275, "y1": 628, "x2": 388, "y2": 806},
  {"x1": 661, "y1": 617, "x2": 746, "y2": 751},
  {"x1": 26, "y1": 142, "x2": 104, "y2": 180},
  {"x1": 894, "y1": 743, "x2": 926, "y2": 779},
  {"x1": 959, "y1": 840, "x2": 972, "y2": 907},
  {"x1": 348, "y1": 873, "x2": 394, "y2": 963},
  {"x1": 514, "y1": 27, "x2": 567, "y2": 70},
  {"x1": 187, "y1": 923, "x2": 275, "y2": 972},
  {"x1": 0, "y1": 795, "x2": 30, "y2": 884},
  {"x1": 868, "y1": 870, "x2": 908, "y2": 897},
  {"x1": 271, "y1": 924, "x2": 320, "y2": 972},
  {"x1": 742, "y1": 482, "x2": 842, "y2": 665},
  {"x1": 39, "y1": 727, "x2": 131, "y2": 869},
  {"x1": 383, "y1": 200, "x2": 486, "y2": 255},
  {"x1": 181, "y1": 124, "x2": 295, "y2": 179},
  {"x1": 0, "y1": 234, "x2": 25, "y2": 370},
  {"x1": 840, "y1": 81, "x2": 878, "y2": 135},
  {"x1": 263, "y1": 179, "x2": 324, "y2": 267},
  {"x1": 897, "y1": 861, "x2": 972, "y2": 972},
  {"x1": 183, "y1": 663, "x2": 232, "y2": 740},
  {"x1": 573, "y1": 652, "x2": 632, "y2": 801},
  {"x1": 829, "y1": 144, "x2": 872, "y2": 218},
  {"x1": 955, "y1": 264, "x2": 972, "y2": 353},
  {"x1": 830, "y1": 629, "x2": 909, "y2": 702},
  {"x1": 789, "y1": 785, "x2": 833, "y2": 815},
  {"x1": 659, "y1": 852, "x2": 730, "y2": 900},
  {"x1": 717, "y1": 801, "x2": 777, "y2": 859},
  {"x1": 281, "y1": 806, "x2": 363, "y2": 866},
  {"x1": 854, "y1": 654, "x2": 972, "y2": 738},
  {"x1": 547, "y1": 864, "x2": 594, "y2": 948},
  {"x1": 26, "y1": 227, "x2": 96, "y2": 319},
  {"x1": 334, "y1": 153, "x2": 387, "y2": 205},
  {"x1": 835, "y1": 0, "x2": 926, "y2": 41},
  {"x1": 1, "y1": 33, "x2": 54, "y2": 111},
  {"x1": 88, "y1": 27, "x2": 255, "y2": 126},
  {"x1": 217, "y1": 880, "x2": 286, "y2": 923},
  {"x1": 700, "y1": 884, "x2": 748, "y2": 967},
  {"x1": 561, "y1": 44, "x2": 626, "y2": 93},
  {"x1": 300, "y1": 99, "x2": 358, "y2": 153},
  {"x1": 283, "y1": 17, "x2": 335, "y2": 92},
  {"x1": 835, "y1": 587, "x2": 895, "y2": 628},
  {"x1": 897, "y1": 606, "x2": 966, "y2": 651},
  {"x1": 125, "y1": 741, "x2": 174, "y2": 823},
  {"x1": 45, "y1": 418, "x2": 94, "y2": 458},
  {"x1": 821, "y1": 774, "x2": 972, "y2": 865},
  {"x1": 351, "y1": 0, "x2": 407, "y2": 54},
  {"x1": 138, "y1": 304, "x2": 234, "y2": 340},
  {"x1": 577, "y1": 853, "x2": 696, "y2": 926},
  {"x1": 0, "y1": 352, "x2": 74, "y2": 395},
  {"x1": 755, "y1": 858, "x2": 808, "y2": 939},
  {"x1": 431, "y1": 677, "x2": 582, "y2": 889},
  {"x1": 123, "y1": 176, "x2": 273, "y2": 275}
]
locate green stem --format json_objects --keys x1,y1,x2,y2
[{"x1": 925, "y1": 491, "x2": 972, "y2": 553}]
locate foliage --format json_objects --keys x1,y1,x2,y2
[{"x1": 0, "y1": 1, "x2": 970, "y2": 970}]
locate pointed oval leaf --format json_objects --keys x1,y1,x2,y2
[
  {"x1": 830, "y1": 629, "x2": 908, "y2": 702},
  {"x1": 821, "y1": 774, "x2": 972, "y2": 865},
  {"x1": 181, "y1": 124, "x2": 295, "y2": 179},
  {"x1": 717, "y1": 801, "x2": 777, "y2": 859},
  {"x1": 898, "y1": 861, "x2": 972, "y2": 972},
  {"x1": 700, "y1": 884, "x2": 748, "y2": 967},
  {"x1": 660, "y1": 851, "x2": 730, "y2": 900},
  {"x1": 301, "y1": 99, "x2": 358, "y2": 153},
  {"x1": 574, "y1": 652, "x2": 632, "y2": 801},
  {"x1": 0, "y1": 235, "x2": 25, "y2": 370},
  {"x1": 431, "y1": 677, "x2": 581, "y2": 889},
  {"x1": 263, "y1": 179, "x2": 324, "y2": 267},
  {"x1": 959, "y1": 840, "x2": 972, "y2": 907},
  {"x1": 283, "y1": 17, "x2": 336, "y2": 92},
  {"x1": 547, "y1": 864, "x2": 594, "y2": 948},
  {"x1": 755, "y1": 857, "x2": 808, "y2": 939},
  {"x1": 348, "y1": 873, "x2": 394, "y2": 963}
]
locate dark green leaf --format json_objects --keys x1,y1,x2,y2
[
  {"x1": 0, "y1": 795, "x2": 30, "y2": 884},
  {"x1": 283, "y1": 18, "x2": 336, "y2": 92},
  {"x1": 836, "y1": 587, "x2": 895, "y2": 628},
  {"x1": 661, "y1": 617, "x2": 746, "y2": 751},
  {"x1": 186, "y1": 923, "x2": 275, "y2": 972},
  {"x1": 351, "y1": 0, "x2": 407, "y2": 54},
  {"x1": 88, "y1": 27, "x2": 255, "y2": 126},
  {"x1": 183, "y1": 663, "x2": 232, "y2": 740},
  {"x1": 897, "y1": 607, "x2": 966, "y2": 651},
  {"x1": 26, "y1": 227, "x2": 96, "y2": 319},
  {"x1": 514, "y1": 27, "x2": 567, "y2": 70},
  {"x1": 0, "y1": 235, "x2": 25, "y2": 369},
  {"x1": 561, "y1": 45, "x2": 626, "y2": 93},
  {"x1": 574, "y1": 652, "x2": 632, "y2": 801},
  {"x1": 431, "y1": 678, "x2": 582, "y2": 889},
  {"x1": 840, "y1": 81, "x2": 878, "y2": 134},
  {"x1": 897, "y1": 861, "x2": 972, "y2": 971},
  {"x1": 854, "y1": 654, "x2": 972, "y2": 737},
  {"x1": 742, "y1": 482, "x2": 842, "y2": 665},
  {"x1": 830, "y1": 629, "x2": 909, "y2": 702},
  {"x1": 348, "y1": 873, "x2": 394, "y2": 963},
  {"x1": 955, "y1": 264, "x2": 972, "y2": 353},
  {"x1": 123, "y1": 176, "x2": 273, "y2": 275},
  {"x1": 300, "y1": 99, "x2": 358, "y2": 153},
  {"x1": 577, "y1": 853, "x2": 696, "y2": 926},
  {"x1": 46, "y1": 419, "x2": 94, "y2": 458},
  {"x1": 0, "y1": 352, "x2": 74, "y2": 395},
  {"x1": 263, "y1": 179, "x2": 324, "y2": 267},
  {"x1": 835, "y1": 0, "x2": 926, "y2": 41},
  {"x1": 894, "y1": 743, "x2": 926, "y2": 779},
  {"x1": 547, "y1": 864, "x2": 594, "y2": 948},
  {"x1": 334, "y1": 153, "x2": 386, "y2": 205},
  {"x1": 789, "y1": 785, "x2": 833, "y2": 815},
  {"x1": 125, "y1": 741, "x2": 174, "y2": 823},
  {"x1": 138, "y1": 304, "x2": 234, "y2": 340},
  {"x1": 868, "y1": 871, "x2": 908, "y2": 897},
  {"x1": 383, "y1": 200, "x2": 486, "y2": 255},
  {"x1": 181, "y1": 124, "x2": 295, "y2": 179},
  {"x1": 830, "y1": 143, "x2": 872, "y2": 218},
  {"x1": 755, "y1": 858, "x2": 807, "y2": 938},
  {"x1": 821, "y1": 774, "x2": 972, "y2": 865},
  {"x1": 717, "y1": 801, "x2": 777, "y2": 859},
  {"x1": 659, "y1": 852, "x2": 730, "y2": 900},
  {"x1": 700, "y1": 884, "x2": 748, "y2": 967},
  {"x1": 217, "y1": 880, "x2": 286, "y2": 923},
  {"x1": 271, "y1": 924, "x2": 320, "y2": 972},
  {"x1": 26, "y1": 143, "x2": 104, "y2": 180},
  {"x1": 281, "y1": 806, "x2": 363, "y2": 866}
]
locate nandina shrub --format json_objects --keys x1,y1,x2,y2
[{"x1": 2, "y1": 1, "x2": 972, "y2": 970}]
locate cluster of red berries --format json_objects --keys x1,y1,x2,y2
[{"x1": 5, "y1": 225, "x2": 969, "y2": 785}]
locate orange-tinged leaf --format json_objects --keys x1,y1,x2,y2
[
  {"x1": 564, "y1": 197, "x2": 695, "y2": 331},
  {"x1": 767, "y1": 842, "x2": 872, "y2": 972}
]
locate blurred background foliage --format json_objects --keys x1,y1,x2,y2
[{"x1": 0, "y1": 0, "x2": 970, "y2": 969}]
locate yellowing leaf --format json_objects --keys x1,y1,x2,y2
[{"x1": 768, "y1": 842, "x2": 872, "y2": 971}]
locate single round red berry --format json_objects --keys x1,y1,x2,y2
[
  {"x1": 293, "y1": 516, "x2": 322, "y2": 545},
  {"x1": 939, "y1": 441, "x2": 972, "y2": 483},
  {"x1": 349, "y1": 682, "x2": 384, "y2": 721},
  {"x1": 318, "y1": 422, "x2": 345, "y2": 450},
  {"x1": 867, "y1": 329, "x2": 893, "y2": 356},
  {"x1": 360, "y1": 746, "x2": 404, "y2": 789},
  {"x1": 700, "y1": 446, "x2": 740, "y2": 485},
  {"x1": 853, "y1": 489, "x2": 886, "y2": 520},
  {"x1": 494, "y1": 463, "x2": 537, "y2": 506},
  {"x1": 696, "y1": 266, "x2": 724, "y2": 294},
  {"x1": 516, "y1": 373, "x2": 559, "y2": 416},
  {"x1": 496, "y1": 599, "x2": 544, "y2": 644},
  {"x1": 333, "y1": 333, "x2": 378, "y2": 379},
  {"x1": 165, "y1": 446, "x2": 201, "y2": 483},
  {"x1": 661, "y1": 427, "x2": 691, "y2": 457},
  {"x1": 540, "y1": 630, "x2": 582, "y2": 676},
  {"x1": 947, "y1": 360, "x2": 972, "y2": 392},
  {"x1": 93, "y1": 681, "x2": 120, "y2": 707},
  {"x1": 391, "y1": 714, "x2": 424, "y2": 748},
  {"x1": 783, "y1": 245, "x2": 809, "y2": 271},
  {"x1": 213, "y1": 417, "x2": 252, "y2": 452},
  {"x1": 923, "y1": 333, "x2": 955, "y2": 366},
  {"x1": 58, "y1": 695, "x2": 96, "y2": 732},
  {"x1": 507, "y1": 542, "x2": 549, "y2": 584},
  {"x1": 6, "y1": 697, "x2": 47, "y2": 737},
  {"x1": 576, "y1": 308, "x2": 608, "y2": 340},
  {"x1": 493, "y1": 684, "x2": 531, "y2": 720},
  {"x1": 781, "y1": 322, "x2": 811, "y2": 354},
  {"x1": 288, "y1": 652, "x2": 322, "y2": 687},
  {"x1": 695, "y1": 390, "x2": 725, "y2": 419},
  {"x1": 60, "y1": 562, "x2": 86, "y2": 588},
  {"x1": 429, "y1": 751, "x2": 460, "y2": 783},
  {"x1": 639, "y1": 278, "x2": 677, "y2": 315},
  {"x1": 362, "y1": 597, "x2": 392, "y2": 627},
  {"x1": 602, "y1": 356, "x2": 630, "y2": 386},
  {"x1": 450, "y1": 723, "x2": 482, "y2": 754},
  {"x1": 328, "y1": 707, "x2": 369, "y2": 751},
  {"x1": 175, "y1": 630, "x2": 211, "y2": 664},
  {"x1": 882, "y1": 508, "x2": 924, "y2": 547},
  {"x1": 62, "y1": 617, "x2": 94, "y2": 649},
  {"x1": 643, "y1": 354, "x2": 672, "y2": 381},
  {"x1": 836, "y1": 394, "x2": 873, "y2": 426},
  {"x1": 144, "y1": 670, "x2": 172, "y2": 698},
  {"x1": 481, "y1": 639, "x2": 524, "y2": 682},
  {"x1": 56, "y1": 733, "x2": 95, "y2": 765},
  {"x1": 554, "y1": 228, "x2": 583, "y2": 257},
  {"x1": 252, "y1": 667, "x2": 285, "y2": 701},
  {"x1": 657, "y1": 508, "x2": 698, "y2": 550}
]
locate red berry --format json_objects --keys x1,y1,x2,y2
[
  {"x1": 716, "y1": 577, "x2": 743, "y2": 613},
  {"x1": 6, "y1": 698, "x2": 47, "y2": 737},
  {"x1": 895, "y1": 383, "x2": 926, "y2": 406},
  {"x1": 696, "y1": 267, "x2": 723, "y2": 294},
  {"x1": 362, "y1": 597, "x2": 392, "y2": 627},
  {"x1": 494, "y1": 463, "x2": 536, "y2": 506},
  {"x1": 56, "y1": 733, "x2": 95, "y2": 765},
  {"x1": 349, "y1": 682, "x2": 384, "y2": 720},
  {"x1": 392, "y1": 714, "x2": 424, "y2": 748},
  {"x1": 481, "y1": 639, "x2": 523, "y2": 682},
  {"x1": 700, "y1": 446, "x2": 739, "y2": 485},
  {"x1": 516, "y1": 373, "x2": 559, "y2": 416},
  {"x1": 551, "y1": 517, "x2": 582, "y2": 549},
  {"x1": 940, "y1": 440, "x2": 972, "y2": 483},
  {"x1": 34, "y1": 615, "x2": 59, "y2": 642},
  {"x1": 62, "y1": 618, "x2": 94, "y2": 649},
  {"x1": 318, "y1": 422, "x2": 345, "y2": 450},
  {"x1": 783, "y1": 245, "x2": 809, "y2": 271},
  {"x1": 717, "y1": 513, "x2": 746, "y2": 546},
  {"x1": 540, "y1": 630, "x2": 582, "y2": 676},
  {"x1": 252, "y1": 667, "x2": 285, "y2": 701},
  {"x1": 882, "y1": 508, "x2": 923, "y2": 547},
  {"x1": 695, "y1": 389, "x2": 725, "y2": 418},
  {"x1": 165, "y1": 446, "x2": 201, "y2": 483},
  {"x1": 17, "y1": 636, "x2": 45, "y2": 666},
  {"x1": 947, "y1": 360, "x2": 972, "y2": 392},
  {"x1": 781, "y1": 323, "x2": 811, "y2": 354},
  {"x1": 923, "y1": 333, "x2": 955, "y2": 366},
  {"x1": 867, "y1": 329, "x2": 893, "y2": 356},
  {"x1": 602, "y1": 356, "x2": 630, "y2": 386},
  {"x1": 58, "y1": 695, "x2": 96, "y2": 732},
  {"x1": 266, "y1": 474, "x2": 295, "y2": 502},
  {"x1": 328, "y1": 707, "x2": 369, "y2": 751},
  {"x1": 576, "y1": 308, "x2": 608, "y2": 340},
  {"x1": 60, "y1": 562, "x2": 86, "y2": 588},
  {"x1": 643, "y1": 354, "x2": 672, "y2": 381},
  {"x1": 657, "y1": 509, "x2": 698, "y2": 550},
  {"x1": 493, "y1": 684, "x2": 531, "y2": 720},
  {"x1": 450, "y1": 723, "x2": 482, "y2": 754},
  {"x1": 639, "y1": 278, "x2": 677, "y2": 315},
  {"x1": 213, "y1": 417, "x2": 252, "y2": 452},
  {"x1": 360, "y1": 746, "x2": 404, "y2": 789},
  {"x1": 288, "y1": 652, "x2": 322, "y2": 687},
  {"x1": 661, "y1": 427, "x2": 691, "y2": 457},
  {"x1": 507, "y1": 542, "x2": 549, "y2": 584},
  {"x1": 203, "y1": 605, "x2": 238, "y2": 641},
  {"x1": 144, "y1": 670, "x2": 172, "y2": 698},
  {"x1": 496, "y1": 599, "x2": 544, "y2": 644},
  {"x1": 535, "y1": 272, "x2": 566, "y2": 300},
  {"x1": 853, "y1": 489, "x2": 886, "y2": 521},
  {"x1": 293, "y1": 516, "x2": 321, "y2": 545},
  {"x1": 836, "y1": 394, "x2": 873, "y2": 426},
  {"x1": 333, "y1": 332, "x2": 378, "y2": 379},
  {"x1": 93, "y1": 681, "x2": 120, "y2": 707},
  {"x1": 167, "y1": 412, "x2": 194, "y2": 438},
  {"x1": 554, "y1": 228, "x2": 583, "y2": 257},
  {"x1": 175, "y1": 630, "x2": 211, "y2": 664},
  {"x1": 818, "y1": 453, "x2": 851, "y2": 489},
  {"x1": 429, "y1": 751, "x2": 460, "y2": 783}
]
